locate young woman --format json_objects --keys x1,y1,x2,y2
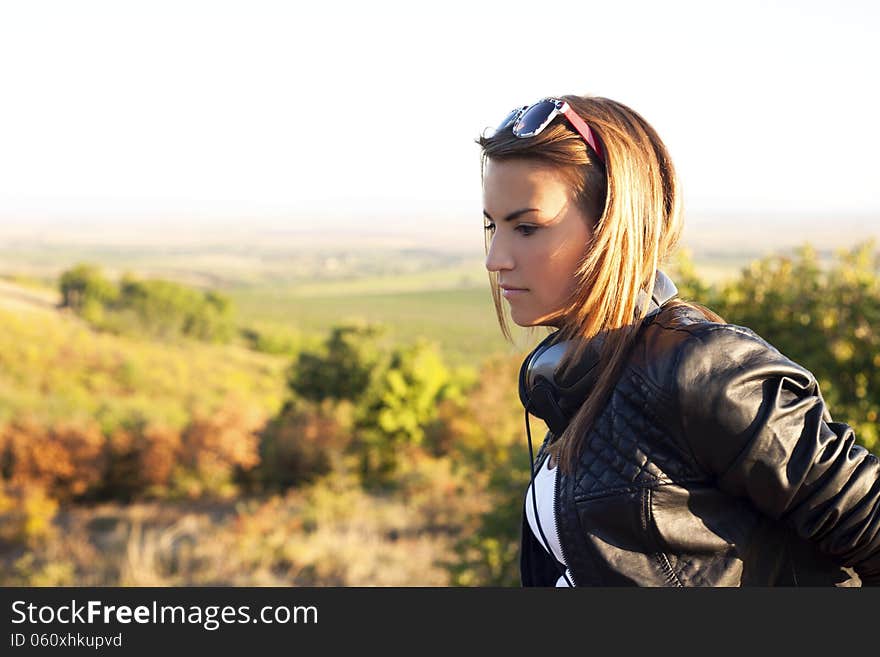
[{"x1": 479, "y1": 95, "x2": 880, "y2": 586}]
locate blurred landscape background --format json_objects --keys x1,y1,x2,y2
[
  {"x1": 2, "y1": 213, "x2": 879, "y2": 586},
  {"x1": 1, "y1": 0, "x2": 878, "y2": 586}
]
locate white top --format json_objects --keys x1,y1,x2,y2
[{"x1": 524, "y1": 455, "x2": 573, "y2": 587}]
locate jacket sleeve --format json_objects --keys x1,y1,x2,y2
[{"x1": 671, "y1": 324, "x2": 880, "y2": 584}]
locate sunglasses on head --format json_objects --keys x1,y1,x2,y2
[{"x1": 495, "y1": 98, "x2": 605, "y2": 164}]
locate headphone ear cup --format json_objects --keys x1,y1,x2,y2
[
  {"x1": 521, "y1": 375, "x2": 571, "y2": 438},
  {"x1": 518, "y1": 332, "x2": 560, "y2": 410},
  {"x1": 519, "y1": 334, "x2": 575, "y2": 436},
  {"x1": 532, "y1": 379, "x2": 570, "y2": 437}
]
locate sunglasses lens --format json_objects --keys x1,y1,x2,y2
[
  {"x1": 495, "y1": 106, "x2": 525, "y2": 133},
  {"x1": 512, "y1": 99, "x2": 558, "y2": 137}
]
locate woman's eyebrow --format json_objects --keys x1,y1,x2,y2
[{"x1": 482, "y1": 208, "x2": 541, "y2": 222}]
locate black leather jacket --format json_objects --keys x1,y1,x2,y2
[{"x1": 520, "y1": 303, "x2": 880, "y2": 586}]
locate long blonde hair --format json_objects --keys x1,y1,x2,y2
[{"x1": 479, "y1": 95, "x2": 723, "y2": 475}]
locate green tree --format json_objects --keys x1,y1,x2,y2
[
  {"x1": 114, "y1": 274, "x2": 235, "y2": 342},
  {"x1": 288, "y1": 324, "x2": 386, "y2": 403},
  {"x1": 58, "y1": 265, "x2": 235, "y2": 343},
  {"x1": 58, "y1": 264, "x2": 117, "y2": 312},
  {"x1": 183, "y1": 290, "x2": 235, "y2": 342},
  {"x1": 353, "y1": 339, "x2": 460, "y2": 486}
]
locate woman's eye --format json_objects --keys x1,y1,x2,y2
[
  {"x1": 516, "y1": 225, "x2": 537, "y2": 236},
  {"x1": 483, "y1": 222, "x2": 495, "y2": 232}
]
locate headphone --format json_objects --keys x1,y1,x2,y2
[{"x1": 518, "y1": 270, "x2": 679, "y2": 436}]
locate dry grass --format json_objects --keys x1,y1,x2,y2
[{"x1": 2, "y1": 456, "x2": 492, "y2": 587}]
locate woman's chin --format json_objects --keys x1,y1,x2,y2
[
  {"x1": 510, "y1": 309, "x2": 562, "y2": 329},
  {"x1": 508, "y1": 310, "x2": 534, "y2": 327}
]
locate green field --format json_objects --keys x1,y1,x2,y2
[{"x1": 228, "y1": 285, "x2": 539, "y2": 366}]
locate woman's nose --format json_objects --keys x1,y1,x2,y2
[{"x1": 485, "y1": 234, "x2": 514, "y2": 272}]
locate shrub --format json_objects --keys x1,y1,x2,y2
[
  {"x1": 254, "y1": 399, "x2": 353, "y2": 491},
  {"x1": 103, "y1": 422, "x2": 182, "y2": 500},
  {"x1": 1, "y1": 416, "x2": 106, "y2": 502},
  {"x1": 175, "y1": 400, "x2": 264, "y2": 498}
]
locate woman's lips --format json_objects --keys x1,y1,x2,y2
[{"x1": 501, "y1": 287, "x2": 528, "y2": 299}]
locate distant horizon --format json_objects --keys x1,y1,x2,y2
[
  {"x1": 2, "y1": 195, "x2": 880, "y2": 224},
  {"x1": 2, "y1": 207, "x2": 879, "y2": 254}
]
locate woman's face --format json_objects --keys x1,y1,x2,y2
[{"x1": 482, "y1": 158, "x2": 594, "y2": 328}]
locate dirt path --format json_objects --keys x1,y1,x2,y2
[{"x1": 0, "y1": 279, "x2": 60, "y2": 314}]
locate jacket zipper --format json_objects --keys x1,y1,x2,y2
[{"x1": 551, "y1": 453, "x2": 576, "y2": 586}]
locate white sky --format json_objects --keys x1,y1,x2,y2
[{"x1": 0, "y1": 0, "x2": 877, "y2": 232}]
